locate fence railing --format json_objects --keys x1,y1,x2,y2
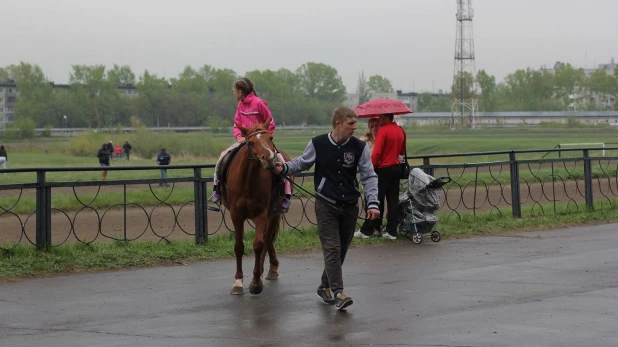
[{"x1": 1, "y1": 146, "x2": 618, "y2": 251}]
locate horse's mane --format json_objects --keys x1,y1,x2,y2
[{"x1": 244, "y1": 122, "x2": 270, "y2": 137}]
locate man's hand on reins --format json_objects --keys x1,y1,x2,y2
[
  {"x1": 366, "y1": 208, "x2": 380, "y2": 220},
  {"x1": 275, "y1": 162, "x2": 284, "y2": 174}
]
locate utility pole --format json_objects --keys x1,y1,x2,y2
[{"x1": 451, "y1": 0, "x2": 478, "y2": 129}]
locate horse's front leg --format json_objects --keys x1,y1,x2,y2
[
  {"x1": 265, "y1": 216, "x2": 280, "y2": 280},
  {"x1": 231, "y1": 213, "x2": 245, "y2": 295},
  {"x1": 249, "y1": 218, "x2": 266, "y2": 295}
]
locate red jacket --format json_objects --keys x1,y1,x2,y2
[
  {"x1": 115, "y1": 145, "x2": 122, "y2": 154},
  {"x1": 371, "y1": 122, "x2": 406, "y2": 169}
]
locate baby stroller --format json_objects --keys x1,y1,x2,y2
[{"x1": 398, "y1": 168, "x2": 451, "y2": 244}]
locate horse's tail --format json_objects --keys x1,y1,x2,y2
[{"x1": 272, "y1": 214, "x2": 282, "y2": 243}]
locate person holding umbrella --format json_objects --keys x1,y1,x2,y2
[{"x1": 353, "y1": 99, "x2": 410, "y2": 240}]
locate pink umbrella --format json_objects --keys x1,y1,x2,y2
[{"x1": 354, "y1": 99, "x2": 413, "y2": 118}]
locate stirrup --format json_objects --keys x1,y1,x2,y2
[{"x1": 211, "y1": 191, "x2": 220, "y2": 203}]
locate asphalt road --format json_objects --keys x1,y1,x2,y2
[{"x1": 1, "y1": 223, "x2": 618, "y2": 347}]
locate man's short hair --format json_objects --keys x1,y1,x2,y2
[{"x1": 331, "y1": 107, "x2": 357, "y2": 128}]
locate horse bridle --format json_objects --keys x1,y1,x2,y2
[{"x1": 244, "y1": 130, "x2": 281, "y2": 164}]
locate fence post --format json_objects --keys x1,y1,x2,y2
[
  {"x1": 509, "y1": 152, "x2": 522, "y2": 218},
  {"x1": 583, "y1": 149, "x2": 594, "y2": 210},
  {"x1": 35, "y1": 170, "x2": 52, "y2": 250},
  {"x1": 422, "y1": 157, "x2": 434, "y2": 177},
  {"x1": 193, "y1": 168, "x2": 208, "y2": 244}
]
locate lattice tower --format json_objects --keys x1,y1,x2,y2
[{"x1": 451, "y1": 0, "x2": 478, "y2": 129}]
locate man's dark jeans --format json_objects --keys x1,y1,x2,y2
[{"x1": 315, "y1": 198, "x2": 359, "y2": 293}]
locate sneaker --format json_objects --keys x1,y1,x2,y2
[
  {"x1": 382, "y1": 232, "x2": 397, "y2": 240},
  {"x1": 316, "y1": 286, "x2": 335, "y2": 305},
  {"x1": 281, "y1": 197, "x2": 291, "y2": 212},
  {"x1": 353, "y1": 230, "x2": 369, "y2": 239},
  {"x1": 334, "y1": 291, "x2": 353, "y2": 310},
  {"x1": 211, "y1": 191, "x2": 220, "y2": 203}
]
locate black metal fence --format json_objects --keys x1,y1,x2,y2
[{"x1": 1, "y1": 147, "x2": 618, "y2": 251}]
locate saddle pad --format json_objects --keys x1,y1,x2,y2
[{"x1": 218, "y1": 142, "x2": 246, "y2": 186}]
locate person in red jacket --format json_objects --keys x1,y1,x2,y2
[
  {"x1": 354, "y1": 113, "x2": 406, "y2": 240},
  {"x1": 115, "y1": 144, "x2": 122, "y2": 161}
]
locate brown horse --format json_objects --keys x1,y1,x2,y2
[{"x1": 221, "y1": 119, "x2": 289, "y2": 295}]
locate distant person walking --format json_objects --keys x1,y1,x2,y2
[
  {"x1": 115, "y1": 144, "x2": 122, "y2": 161},
  {"x1": 97, "y1": 143, "x2": 111, "y2": 180},
  {"x1": 0, "y1": 145, "x2": 7, "y2": 173},
  {"x1": 107, "y1": 141, "x2": 114, "y2": 157},
  {"x1": 156, "y1": 148, "x2": 171, "y2": 186},
  {"x1": 122, "y1": 141, "x2": 132, "y2": 161}
]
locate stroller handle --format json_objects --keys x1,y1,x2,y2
[{"x1": 427, "y1": 176, "x2": 452, "y2": 189}]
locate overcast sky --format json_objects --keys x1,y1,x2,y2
[{"x1": 2, "y1": 0, "x2": 616, "y2": 93}]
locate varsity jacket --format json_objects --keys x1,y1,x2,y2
[{"x1": 283, "y1": 133, "x2": 379, "y2": 210}]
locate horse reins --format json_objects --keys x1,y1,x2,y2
[
  {"x1": 277, "y1": 174, "x2": 375, "y2": 222},
  {"x1": 244, "y1": 131, "x2": 372, "y2": 221},
  {"x1": 249, "y1": 132, "x2": 374, "y2": 222}
]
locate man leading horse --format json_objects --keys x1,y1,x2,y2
[{"x1": 276, "y1": 106, "x2": 380, "y2": 310}]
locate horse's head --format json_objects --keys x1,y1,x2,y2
[{"x1": 236, "y1": 119, "x2": 278, "y2": 171}]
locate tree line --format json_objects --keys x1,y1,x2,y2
[
  {"x1": 0, "y1": 62, "x2": 373, "y2": 129},
  {"x1": 411, "y1": 63, "x2": 618, "y2": 113},
  {"x1": 1, "y1": 61, "x2": 617, "y2": 130},
  {"x1": 474, "y1": 63, "x2": 616, "y2": 113}
]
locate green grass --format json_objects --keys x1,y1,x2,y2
[{"x1": 3, "y1": 203, "x2": 618, "y2": 282}]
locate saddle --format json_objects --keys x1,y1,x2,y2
[
  {"x1": 217, "y1": 143, "x2": 246, "y2": 189},
  {"x1": 217, "y1": 143, "x2": 286, "y2": 204}
]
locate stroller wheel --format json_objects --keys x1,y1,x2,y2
[
  {"x1": 430, "y1": 231, "x2": 441, "y2": 242},
  {"x1": 411, "y1": 233, "x2": 423, "y2": 244}
]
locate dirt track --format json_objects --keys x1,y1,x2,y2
[{"x1": 1, "y1": 178, "x2": 615, "y2": 246}]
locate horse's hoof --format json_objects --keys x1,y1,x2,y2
[
  {"x1": 231, "y1": 286, "x2": 244, "y2": 295},
  {"x1": 265, "y1": 271, "x2": 278, "y2": 280},
  {"x1": 249, "y1": 283, "x2": 263, "y2": 295}
]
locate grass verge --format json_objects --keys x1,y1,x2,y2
[{"x1": 2, "y1": 204, "x2": 618, "y2": 283}]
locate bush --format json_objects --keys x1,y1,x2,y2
[
  {"x1": 65, "y1": 129, "x2": 225, "y2": 159},
  {"x1": 204, "y1": 117, "x2": 229, "y2": 133},
  {"x1": 16, "y1": 117, "x2": 36, "y2": 139},
  {"x1": 566, "y1": 116, "x2": 583, "y2": 128},
  {"x1": 41, "y1": 125, "x2": 53, "y2": 137},
  {"x1": 1, "y1": 125, "x2": 19, "y2": 140},
  {"x1": 66, "y1": 132, "x2": 108, "y2": 157}
]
